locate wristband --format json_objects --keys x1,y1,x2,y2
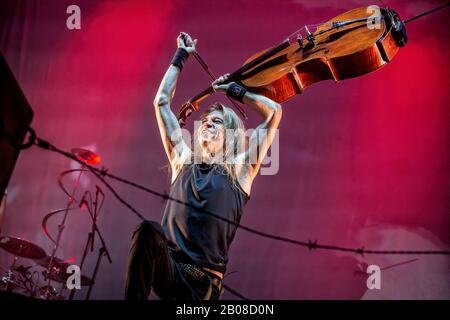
[
  {"x1": 226, "y1": 83, "x2": 247, "y2": 103},
  {"x1": 171, "y1": 48, "x2": 189, "y2": 71}
]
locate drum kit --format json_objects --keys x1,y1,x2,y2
[
  {"x1": 0, "y1": 235, "x2": 91, "y2": 300},
  {"x1": 0, "y1": 148, "x2": 110, "y2": 300}
]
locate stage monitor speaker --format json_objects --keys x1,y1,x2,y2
[{"x1": 0, "y1": 52, "x2": 34, "y2": 197}]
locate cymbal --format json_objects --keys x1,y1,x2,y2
[
  {"x1": 0, "y1": 236, "x2": 46, "y2": 260},
  {"x1": 71, "y1": 148, "x2": 101, "y2": 165},
  {"x1": 44, "y1": 269, "x2": 93, "y2": 287},
  {"x1": 34, "y1": 256, "x2": 70, "y2": 270},
  {"x1": 36, "y1": 256, "x2": 92, "y2": 287}
]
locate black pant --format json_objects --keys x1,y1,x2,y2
[{"x1": 125, "y1": 220, "x2": 223, "y2": 300}]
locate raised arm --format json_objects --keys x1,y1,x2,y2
[
  {"x1": 154, "y1": 33, "x2": 197, "y2": 181},
  {"x1": 212, "y1": 74, "x2": 282, "y2": 181},
  {"x1": 242, "y1": 91, "x2": 282, "y2": 178}
]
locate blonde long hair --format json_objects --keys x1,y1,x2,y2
[{"x1": 174, "y1": 102, "x2": 246, "y2": 189}]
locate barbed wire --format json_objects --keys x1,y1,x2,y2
[
  {"x1": 29, "y1": 137, "x2": 450, "y2": 256},
  {"x1": 2, "y1": 128, "x2": 449, "y2": 301}
]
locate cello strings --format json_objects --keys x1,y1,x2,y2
[{"x1": 288, "y1": 1, "x2": 450, "y2": 42}]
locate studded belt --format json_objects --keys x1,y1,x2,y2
[{"x1": 177, "y1": 262, "x2": 224, "y2": 293}]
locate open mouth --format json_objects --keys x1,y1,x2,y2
[
  {"x1": 200, "y1": 128, "x2": 218, "y2": 142},
  {"x1": 201, "y1": 126, "x2": 216, "y2": 135}
]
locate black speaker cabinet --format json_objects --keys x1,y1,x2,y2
[{"x1": 0, "y1": 52, "x2": 34, "y2": 197}]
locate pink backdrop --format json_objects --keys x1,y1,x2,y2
[{"x1": 0, "y1": 0, "x2": 449, "y2": 299}]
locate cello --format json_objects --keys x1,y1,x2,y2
[{"x1": 177, "y1": 6, "x2": 408, "y2": 126}]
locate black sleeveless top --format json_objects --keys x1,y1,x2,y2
[{"x1": 161, "y1": 163, "x2": 250, "y2": 273}]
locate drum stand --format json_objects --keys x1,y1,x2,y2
[
  {"x1": 1, "y1": 255, "x2": 19, "y2": 292},
  {"x1": 1, "y1": 250, "x2": 35, "y2": 295}
]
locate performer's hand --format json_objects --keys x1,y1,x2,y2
[
  {"x1": 212, "y1": 73, "x2": 232, "y2": 93},
  {"x1": 177, "y1": 32, "x2": 197, "y2": 54}
]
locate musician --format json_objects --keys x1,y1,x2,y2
[{"x1": 125, "y1": 32, "x2": 282, "y2": 300}]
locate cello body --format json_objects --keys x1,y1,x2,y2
[
  {"x1": 240, "y1": 7, "x2": 406, "y2": 103},
  {"x1": 177, "y1": 6, "x2": 407, "y2": 125}
]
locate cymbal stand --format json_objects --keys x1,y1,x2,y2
[{"x1": 44, "y1": 167, "x2": 85, "y2": 298}]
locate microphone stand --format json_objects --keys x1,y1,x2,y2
[{"x1": 68, "y1": 185, "x2": 112, "y2": 300}]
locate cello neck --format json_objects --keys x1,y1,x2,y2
[{"x1": 188, "y1": 39, "x2": 291, "y2": 105}]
